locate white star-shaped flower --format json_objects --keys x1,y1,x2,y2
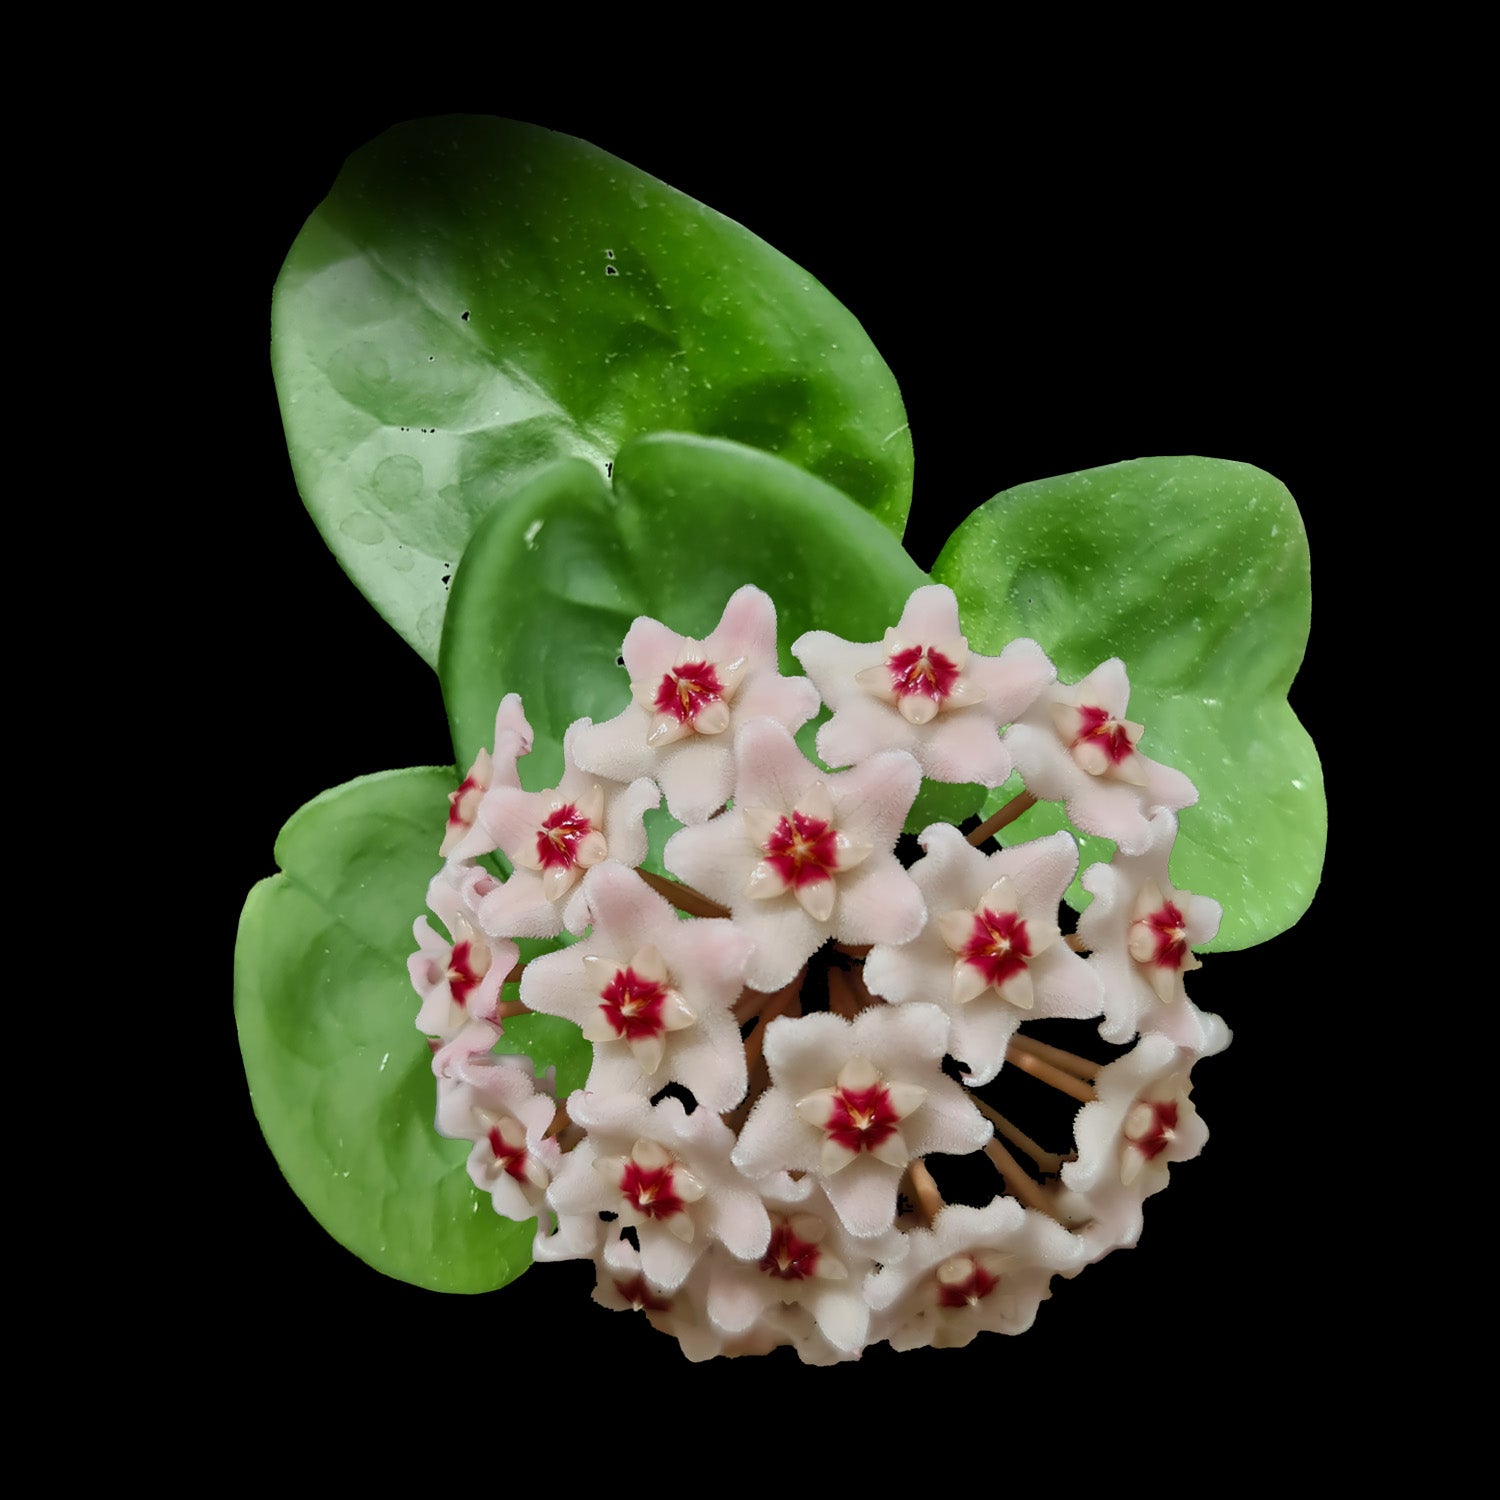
[
  {"x1": 1005, "y1": 659, "x2": 1197, "y2": 854},
  {"x1": 520, "y1": 862, "x2": 756, "y2": 1112},
  {"x1": 435, "y1": 1053, "x2": 561, "y2": 1233},
  {"x1": 1061, "y1": 1034, "x2": 1209, "y2": 1255},
  {"x1": 409, "y1": 866, "x2": 518, "y2": 1042},
  {"x1": 865, "y1": 1198, "x2": 1087, "y2": 1351},
  {"x1": 704, "y1": 1177, "x2": 905, "y2": 1358},
  {"x1": 1077, "y1": 809, "x2": 1230, "y2": 1052},
  {"x1": 664, "y1": 718, "x2": 924, "y2": 992},
  {"x1": 548, "y1": 1093, "x2": 772, "y2": 1292},
  {"x1": 570, "y1": 585, "x2": 820, "y2": 824},
  {"x1": 732, "y1": 1005, "x2": 990, "y2": 1239},
  {"x1": 864, "y1": 825, "x2": 1103, "y2": 1085},
  {"x1": 473, "y1": 718, "x2": 660, "y2": 939},
  {"x1": 441, "y1": 693, "x2": 534, "y2": 859},
  {"x1": 793, "y1": 584, "x2": 1055, "y2": 786}
]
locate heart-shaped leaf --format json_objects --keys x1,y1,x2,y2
[
  {"x1": 439, "y1": 434, "x2": 930, "y2": 811},
  {"x1": 273, "y1": 116, "x2": 914, "y2": 666},
  {"x1": 933, "y1": 456, "x2": 1322, "y2": 950},
  {"x1": 236, "y1": 766, "x2": 557, "y2": 1292}
]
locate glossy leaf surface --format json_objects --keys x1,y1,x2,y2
[
  {"x1": 236, "y1": 767, "x2": 534, "y2": 1292},
  {"x1": 273, "y1": 116, "x2": 914, "y2": 665},
  {"x1": 439, "y1": 434, "x2": 930, "y2": 814},
  {"x1": 934, "y1": 456, "x2": 1323, "y2": 950}
]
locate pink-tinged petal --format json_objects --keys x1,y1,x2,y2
[
  {"x1": 866, "y1": 824, "x2": 1100, "y2": 1083},
  {"x1": 1008, "y1": 662, "x2": 1196, "y2": 854},
  {"x1": 492, "y1": 693, "x2": 534, "y2": 768},
  {"x1": 823, "y1": 749, "x2": 923, "y2": 849},
  {"x1": 655, "y1": 740, "x2": 736, "y2": 825},
  {"x1": 475, "y1": 870, "x2": 564, "y2": 940},
  {"x1": 620, "y1": 614, "x2": 688, "y2": 683},
  {"x1": 797, "y1": 592, "x2": 1053, "y2": 785},
  {"x1": 476, "y1": 785, "x2": 548, "y2": 864},
  {"x1": 524, "y1": 861, "x2": 754, "y2": 1110},
  {"x1": 895, "y1": 583, "x2": 967, "y2": 647},
  {"x1": 735, "y1": 716, "x2": 822, "y2": 814},
  {"x1": 705, "y1": 583, "x2": 778, "y2": 663},
  {"x1": 1077, "y1": 808, "x2": 1222, "y2": 1046},
  {"x1": 919, "y1": 712, "x2": 1012, "y2": 787},
  {"x1": 733, "y1": 669, "x2": 820, "y2": 731},
  {"x1": 965, "y1": 638, "x2": 1057, "y2": 721},
  {"x1": 580, "y1": 588, "x2": 816, "y2": 825},
  {"x1": 832, "y1": 861, "x2": 927, "y2": 948},
  {"x1": 792, "y1": 629, "x2": 883, "y2": 708}
]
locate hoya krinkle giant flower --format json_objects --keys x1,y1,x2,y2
[{"x1": 399, "y1": 583, "x2": 1234, "y2": 1362}]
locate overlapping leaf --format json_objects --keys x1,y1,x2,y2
[
  {"x1": 235, "y1": 766, "x2": 586, "y2": 1291},
  {"x1": 273, "y1": 116, "x2": 913, "y2": 665},
  {"x1": 439, "y1": 434, "x2": 930, "y2": 814},
  {"x1": 933, "y1": 456, "x2": 1323, "y2": 949}
]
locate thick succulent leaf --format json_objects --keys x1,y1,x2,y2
[
  {"x1": 273, "y1": 116, "x2": 913, "y2": 666},
  {"x1": 440, "y1": 434, "x2": 930, "y2": 821},
  {"x1": 236, "y1": 767, "x2": 536, "y2": 1292},
  {"x1": 933, "y1": 456, "x2": 1322, "y2": 950}
]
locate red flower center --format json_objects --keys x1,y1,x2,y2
[
  {"x1": 823, "y1": 1083, "x2": 901, "y2": 1155},
  {"x1": 1073, "y1": 704, "x2": 1136, "y2": 765},
  {"x1": 1126, "y1": 1099, "x2": 1180, "y2": 1161},
  {"x1": 1133, "y1": 901, "x2": 1189, "y2": 970},
  {"x1": 888, "y1": 644, "x2": 961, "y2": 704},
  {"x1": 485, "y1": 1123, "x2": 530, "y2": 1183},
  {"x1": 613, "y1": 1275, "x2": 672, "y2": 1313},
  {"x1": 534, "y1": 802, "x2": 595, "y2": 871},
  {"x1": 619, "y1": 1158, "x2": 688, "y2": 1221},
  {"x1": 763, "y1": 811, "x2": 840, "y2": 890},
  {"x1": 598, "y1": 966, "x2": 670, "y2": 1042},
  {"x1": 759, "y1": 1220, "x2": 822, "y2": 1281},
  {"x1": 936, "y1": 1255, "x2": 1001, "y2": 1309},
  {"x1": 960, "y1": 908, "x2": 1033, "y2": 988},
  {"x1": 653, "y1": 660, "x2": 724, "y2": 724},
  {"x1": 446, "y1": 768, "x2": 486, "y2": 837},
  {"x1": 445, "y1": 939, "x2": 489, "y2": 1008}
]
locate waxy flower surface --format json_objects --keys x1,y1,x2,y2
[
  {"x1": 705, "y1": 1178, "x2": 905, "y2": 1357},
  {"x1": 393, "y1": 584, "x2": 1240, "y2": 1360},
  {"x1": 733, "y1": 1005, "x2": 990, "y2": 1238},
  {"x1": 473, "y1": 719, "x2": 659, "y2": 938},
  {"x1": 435, "y1": 1052, "x2": 561, "y2": 1240},
  {"x1": 520, "y1": 862, "x2": 755, "y2": 1111},
  {"x1": 549, "y1": 1092, "x2": 773, "y2": 1292},
  {"x1": 409, "y1": 866, "x2": 518, "y2": 1042},
  {"x1": 794, "y1": 585, "x2": 1055, "y2": 786},
  {"x1": 1077, "y1": 809, "x2": 1229, "y2": 1052},
  {"x1": 865, "y1": 1199, "x2": 1087, "y2": 1351},
  {"x1": 441, "y1": 693, "x2": 534, "y2": 859},
  {"x1": 571, "y1": 585, "x2": 819, "y2": 824},
  {"x1": 864, "y1": 824, "x2": 1103, "y2": 1084},
  {"x1": 1005, "y1": 659, "x2": 1196, "y2": 853},
  {"x1": 664, "y1": 718, "x2": 924, "y2": 991},
  {"x1": 1063, "y1": 1033, "x2": 1209, "y2": 1256}
]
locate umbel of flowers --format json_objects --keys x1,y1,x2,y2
[{"x1": 410, "y1": 584, "x2": 1228, "y2": 1362}]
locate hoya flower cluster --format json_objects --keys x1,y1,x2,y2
[{"x1": 410, "y1": 583, "x2": 1229, "y2": 1362}]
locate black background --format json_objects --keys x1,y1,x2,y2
[{"x1": 214, "y1": 98, "x2": 1344, "y2": 1411}]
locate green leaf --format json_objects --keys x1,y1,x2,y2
[
  {"x1": 235, "y1": 767, "x2": 536, "y2": 1292},
  {"x1": 439, "y1": 434, "x2": 930, "y2": 810},
  {"x1": 273, "y1": 116, "x2": 914, "y2": 666},
  {"x1": 933, "y1": 456, "x2": 1323, "y2": 950}
]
